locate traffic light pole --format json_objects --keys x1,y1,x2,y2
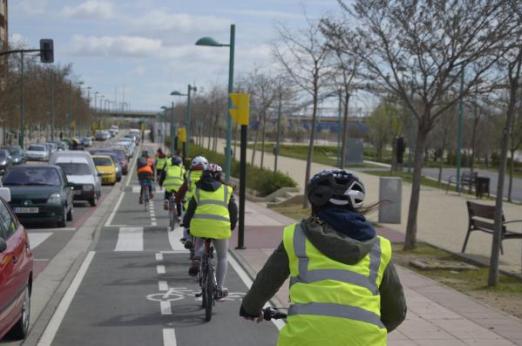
[{"x1": 236, "y1": 123, "x2": 247, "y2": 250}]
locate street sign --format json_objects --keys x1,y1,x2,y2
[
  {"x1": 178, "y1": 127, "x2": 187, "y2": 143},
  {"x1": 229, "y1": 93, "x2": 250, "y2": 125}
]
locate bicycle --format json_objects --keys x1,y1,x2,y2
[
  {"x1": 168, "y1": 193, "x2": 178, "y2": 231},
  {"x1": 140, "y1": 179, "x2": 153, "y2": 210},
  {"x1": 197, "y1": 238, "x2": 216, "y2": 322}
]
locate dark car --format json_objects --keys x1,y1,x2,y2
[
  {"x1": 0, "y1": 187, "x2": 33, "y2": 341},
  {"x1": 0, "y1": 150, "x2": 13, "y2": 175},
  {"x1": 2, "y1": 165, "x2": 74, "y2": 227},
  {"x1": 2, "y1": 146, "x2": 25, "y2": 166}
]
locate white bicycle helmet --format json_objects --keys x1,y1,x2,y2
[
  {"x1": 191, "y1": 156, "x2": 208, "y2": 170},
  {"x1": 307, "y1": 169, "x2": 365, "y2": 209}
]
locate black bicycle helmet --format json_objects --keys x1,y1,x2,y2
[{"x1": 307, "y1": 169, "x2": 365, "y2": 209}]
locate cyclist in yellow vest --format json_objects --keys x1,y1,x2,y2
[
  {"x1": 240, "y1": 170, "x2": 406, "y2": 345},
  {"x1": 183, "y1": 163, "x2": 238, "y2": 300},
  {"x1": 162, "y1": 155, "x2": 185, "y2": 215},
  {"x1": 155, "y1": 148, "x2": 168, "y2": 187},
  {"x1": 176, "y1": 156, "x2": 208, "y2": 245}
]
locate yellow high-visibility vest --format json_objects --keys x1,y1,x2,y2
[
  {"x1": 184, "y1": 170, "x2": 203, "y2": 205},
  {"x1": 163, "y1": 165, "x2": 185, "y2": 192},
  {"x1": 278, "y1": 223, "x2": 391, "y2": 346},
  {"x1": 156, "y1": 157, "x2": 167, "y2": 171},
  {"x1": 189, "y1": 185, "x2": 233, "y2": 239}
]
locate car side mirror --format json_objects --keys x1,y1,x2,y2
[{"x1": 0, "y1": 238, "x2": 6, "y2": 253}]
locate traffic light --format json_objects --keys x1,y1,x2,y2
[{"x1": 40, "y1": 39, "x2": 54, "y2": 63}]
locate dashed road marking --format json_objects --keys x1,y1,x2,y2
[
  {"x1": 158, "y1": 280, "x2": 168, "y2": 292},
  {"x1": 156, "y1": 265, "x2": 166, "y2": 274},
  {"x1": 162, "y1": 328, "x2": 177, "y2": 346}
]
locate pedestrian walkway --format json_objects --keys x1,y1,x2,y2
[
  {"x1": 211, "y1": 138, "x2": 522, "y2": 274},
  {"x1": 230, "y1": 201, "x2": 522, "y2": 345}
]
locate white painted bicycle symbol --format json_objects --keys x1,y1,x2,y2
[{"x1": 146, "y1": 287, "x2": 246, "y2": 303}]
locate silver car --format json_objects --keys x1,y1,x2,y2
[{"x1": 25, "y1": 144, "x2": 49, "y2": 161}]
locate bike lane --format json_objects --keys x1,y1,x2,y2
[{"x1": 39, "y1": 172, "x2": 280, "y2": 345}]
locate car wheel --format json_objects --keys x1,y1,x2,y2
[
  {"x1": 9, "y1": 285, "x2": 30, "y2": 340},
  {"x1": 67, "y1": 207, "x2": 73, "y2": 221},
  {"x1": 57, "y1": 208, "x2": 67, "y2": 227},
  {"x1": 89, "y1": 194, "x2": 98, "y2": 207}
]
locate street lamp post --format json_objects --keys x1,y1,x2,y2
[
  {"x1": 196, "y1": 24, "x2": 236, "y2": 182},
  {"x1": 171, "y1": 85, "x2": 196, "y2": 161},
  {"x1": 456, "y1": 67, "x2": 465, "y2": 193}
]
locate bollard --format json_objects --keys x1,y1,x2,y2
[{"x1": 378, "y1": 177, "x2": 402, "y2": 224}]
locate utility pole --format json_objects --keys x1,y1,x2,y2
[{"x1": 274, "y1": 88, "x2": 283, "y2": 173}]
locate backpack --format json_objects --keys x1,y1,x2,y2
[{"x1": 137, "y1": 157, "x2": 147, "y2": 168}]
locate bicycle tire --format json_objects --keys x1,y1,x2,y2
[
  {"x1": 200, "y1": 258, "x2": 208, "y2": 309},
  {"x1": 204, "y1": 265, "x2": 214, "y2": 322},
  {"x1": 169, "y1": 198, "x2": 177, "y2": 230}
]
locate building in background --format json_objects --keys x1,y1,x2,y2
[{"x1": 0, "y1": 0, "x2": 6, "y2": 50}]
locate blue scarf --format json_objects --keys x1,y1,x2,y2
[{"x1": 317, "y1": 207, "x2": 376, "y2": 241}]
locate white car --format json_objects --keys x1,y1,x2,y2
[
  {"x1": 49, "y1": 152, "x2": 102, "y2": 206},
  {"x1": 25, "y1": 144, "x2": 49, "y2": 161},
  {"x1": 116, "y1": 140, "x2": 135, "y2": 158}
]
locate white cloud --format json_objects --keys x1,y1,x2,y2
[
  {"x1": 9, "y1": 33, "x2": 28, "y2": 46},
  {"x1": 62, "y1": 1, "x2": 114, "y2": 20},
  {"x1": 130, "y1": 10, "x2": 230, "y2": 34},
  {"x1": 70, "y1": 35, "x2": 162, "y2": 57},
  {"x1": 217, "y1": 9, "x2": 302, "y2": 20}
]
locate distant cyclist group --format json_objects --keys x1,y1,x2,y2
[{"x1": 136, "y1": 147, "x2": 407, "y2": 345}]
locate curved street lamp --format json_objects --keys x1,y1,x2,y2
[
  {"x1": 195, "y1": 24, "x2": 235, "y2": 182},
  {"x1": 171, "y1": 85, "x2": 197, "y2": 160}
]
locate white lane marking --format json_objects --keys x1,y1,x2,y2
[
  {"x1": 38, "y1": 251, "x2": 96, "y2": 346},
  {"x1": 155, "y1": 253, "x2": 164, "y2": 261},
  {"x1": 228, "y1": 253, "x2": 285, "y2": 331},
  {"x1": 114, "y1": 227, "x2": 143, "y2": 251},
  {"x1": 168, "y1": 224, "x2": 188, "y2": 252},
  {"x1": 163, "y1": 328, "x2": 177, "y2": 346},
  {"x1": 160, "y1": 301, "x2": 172, "y2": 315},
  {"x1": 151, "y1": 221, "x2": 158, "y2": 227},
  {"x1": 158, "y1": 280, "x2": 168, "y2": 291},
  {"x1": 157, "y1": 265, "x2": 166, "y2": 274},
  {"x1": 104, "y1": 191, "x2": 125, "y2": 227},
  {"x1": 27, "y1": 227, "x2": 75, "y2": 232},
  {"x1": 28, "y1": 232, "x2": 53, "y2": 249}
]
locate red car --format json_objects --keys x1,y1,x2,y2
[{"x1": 0, "y1": 188, "x2": 33, "y2": 341}]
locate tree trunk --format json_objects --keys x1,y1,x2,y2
[
  {"x1": 437, "y1": 134, "x2": 447, "y2": 184},
  {"x1": 488, "y1": 49, "x2": 522, "y2": 287},
  {"x1": 508, "y1": 148, "x2": 515, "y2": 202},
  {"x1": 404, "y1": 125, "x2": 428, "y2": 250},
  {"x1": 251, "y1": 118, "x2": 260, "y2": 166},
  {"x1": 260, "y1": 110, "x2": 268, "y2": 169},
  {"x1": 303, "y1": 91, "x2": 319, "y2": 209},
  {"x1": 340, "y1": 92, "x2": 350, "y2": 168}
]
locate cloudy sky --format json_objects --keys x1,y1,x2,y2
[{"x1": 10, "y1": 0, "x2": 341, "y2": 111}]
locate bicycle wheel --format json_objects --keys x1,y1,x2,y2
[
  {"x1": 200, "y1": 257, "x2": 207, "y2": 309},
  {"x1": 204, "y1": 265, "x2": 214, "y2": 322},
  {"x1": 143, "y1": 187, "x2": 149, "y2": 209},
  {"x1": 169, "y1": 198, "x2": 176, "y2": 230}
]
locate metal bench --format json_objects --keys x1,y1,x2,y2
[
  {"x1": 462, "y1": 201, "x2": 522, "y2": 255},
  {"x1": 446, "y1": 171, "x2": 478, "y2": 193}
]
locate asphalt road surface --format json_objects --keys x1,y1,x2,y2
[{"x1": 16, "y1": 152, "x2": 281, "y2": 346}]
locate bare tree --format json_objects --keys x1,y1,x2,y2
[
  {"x1": 323, "y1": 0, "x2": 518, "y2": 249},
  {"x1": 274, "y1": 20, "x2": 331, "y2": 208}
]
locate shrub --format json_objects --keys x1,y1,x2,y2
[{"x1": 189, "y1": 145, "x2": 296, "y2": 197}]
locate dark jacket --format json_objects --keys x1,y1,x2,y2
[
  {"x1": 183, "y1": 174, "x2": 238, "y2": 230},
  {"x1": 240, "y1": 211, "x2": 407, "y2": 332}
]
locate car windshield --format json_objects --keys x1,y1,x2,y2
[
  {"x1": 94, "y1": 157, "x2": 113, "y2": 166},
  {"x1": 0, "y1": 151, "x2": 8, "y2": 159},
  {"x1": 56, "y1": 162, "x2": 91, "y2": 175},
  {"x1": 28, "y1": 145, "x2": 45, "y2": 151},
  {"x1": 3, "y1": 167, "x2": 61, "y2": 186}
]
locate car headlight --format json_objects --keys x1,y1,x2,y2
[
  {"x1": 83, "y1": 184, "x2": 94, "y2": 191},
  {"x1": 47, "y1": 193, "x2": 62, "y2": 205},
  {"x1": 0, "y1": 161, "x2": 6, "y2": 166}
]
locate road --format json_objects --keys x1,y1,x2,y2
[
  {"x1": 1, "y1": 141, "x2": 281, "y2": 346},
  {"x1": 422, "y1": 167, "x2": 522, "y2": 202}
]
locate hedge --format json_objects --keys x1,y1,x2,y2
[{"x1": 189, "y1": 145, "x2": 297, "y2": 197}]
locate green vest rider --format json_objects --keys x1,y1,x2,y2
[
  {"x1": 163, "y1": 164, "x2": 185, "y2": 193},
  {"x1": 189, "y1": 184, "x2": 234, "y2": 239},
  {"x1": 239, "y1": 169, "x2": 407, "y2": 345}
]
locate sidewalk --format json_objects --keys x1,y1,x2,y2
[
  {"x1": 231, "y1": 201, "x2": 522, "y2": 345},
  {"x1": 211, "y1": 138, "x2": 522, "y2": 274}
]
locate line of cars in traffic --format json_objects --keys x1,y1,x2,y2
[{"x1": 0, "y1": 129, "x2": 140, "y2": 342}]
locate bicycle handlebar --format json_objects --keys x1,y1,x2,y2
[{"x1": 262, "y1": 307, "x2": 287, "y2": 321}]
